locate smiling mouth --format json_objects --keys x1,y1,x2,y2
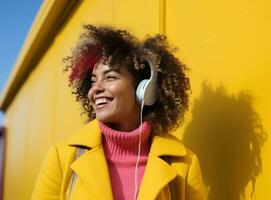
[{"x1": 94, "y1": 98, "x2": 113, "y2": 110}]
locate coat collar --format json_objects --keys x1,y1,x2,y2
[
  {"x1": 67, "y1": 119, "x2": 101, "y2": 148},
  {"x1": 67, "y1": 120, "x2": 187, "y2": 200},
  {"x1": 68, "y1": 119, "x2": 187, "y2": 157}
]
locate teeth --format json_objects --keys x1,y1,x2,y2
[{"x1": 95, "y1": 98, "x2": 111, "y2": 105}]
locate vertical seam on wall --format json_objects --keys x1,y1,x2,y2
[
  {"x1": 159, "y1": 0, "x2": 166, "y2": 35},
  {"x1": 112, "y1": 0, "x2": 116, "y2": 26},
  {"x1": 51, "y1": 57, "x2": 57, "y2": 144}
]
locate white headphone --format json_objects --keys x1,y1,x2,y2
[
  {"x1": 134, "y1": 53, "x2": 158, "y2": 200},
  {"x1": 136, "y1": 56, "x2": 158, "y2": 106}
]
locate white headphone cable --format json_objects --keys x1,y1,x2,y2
[{"x1": 133, "y1": 100, "x2": 144, "y2": 200}]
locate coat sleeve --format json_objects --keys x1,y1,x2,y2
[
  {"x1": 185, "y1": 153, "x2": 206, "y2": 200},
  {"x1": 31, "y1": 145, "x2": 63, "y2": 200}
]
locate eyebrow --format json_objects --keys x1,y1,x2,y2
[{"x1": 91, "y1": 68, "x2": 120, "y2": 77}]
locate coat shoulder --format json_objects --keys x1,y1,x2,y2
[
  {"x1": 31, "y1": 141, "x2": 77, "y2": 200},
  {"x1": 182, "y1": 145, "x2": 199, "y2": 165}
]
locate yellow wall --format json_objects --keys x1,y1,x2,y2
[
  {"x1": 168, "y1": 1, "x2": 270, "y2": 199},
  {"x1": 2, "y1": 0, "x2": 270, "y2": 199}
]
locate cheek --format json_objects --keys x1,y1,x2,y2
[
  {"x1": 87, "y1": 88, "x2": 94, "y2": 103},
  {"x1": 112, "y1": 84, "x2": 136, "y2": 103}
]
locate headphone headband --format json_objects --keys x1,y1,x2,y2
[{"x1": 145, "y1": 57, "x2": 158, "y2": 83}]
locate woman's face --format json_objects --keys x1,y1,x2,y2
[{"x1": 88, "y1": 61, "x2": 141, "y2": 131}]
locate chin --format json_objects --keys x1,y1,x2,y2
[{"x1": 95, "y1": 114, "x2": 115, "y2": 123}]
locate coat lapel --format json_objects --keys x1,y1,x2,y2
[
  {"x1": 70, "y1": 146, "x2": 113, "y2": 200},
  {"x1": 68, "y1": 120, "x2": 113, "y2": 200},
  {"x1": 137, "y1": 154, "x2": 177, "y2": 200},
  {"x1": 138, "y1": 134, "x2": 187, "y2": 200}
]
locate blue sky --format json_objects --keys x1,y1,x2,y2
[{"x1": 0, "y1": 1, "x2": 43, "y2": 126}]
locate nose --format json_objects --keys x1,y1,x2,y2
[{"x1": 91, "y1": 81, "x2": 105, "y2": 95}]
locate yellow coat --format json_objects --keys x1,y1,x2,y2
[{"x1": 31, "y1": 120, "x2": 205, "y2": 200}]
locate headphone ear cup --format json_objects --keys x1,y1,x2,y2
[
  {"x1": 136, "y1": 79, "x2": 157, "y2": 106},
  {"x1": 136, "y1": 79, "x2": 149, "y2": 105}
]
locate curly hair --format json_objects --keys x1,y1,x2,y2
[{"x1": 63, "y1": 25, "x2": 190, "y2": 135}]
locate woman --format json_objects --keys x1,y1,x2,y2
[{"x1": 31, "y1": 25, "x2": 205, "y2": 200}]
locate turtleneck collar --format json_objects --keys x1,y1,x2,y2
[{"x1": 99, "y1": 121, "x2": 152, "y2": 159}]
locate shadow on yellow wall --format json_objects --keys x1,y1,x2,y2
[{"x1": 183, "y1": 82, "x2": 267, "y2": 200}]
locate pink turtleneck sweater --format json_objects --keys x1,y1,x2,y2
[{"x1": 99, "y1": 121, "x2": 152, "y2": 200}]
